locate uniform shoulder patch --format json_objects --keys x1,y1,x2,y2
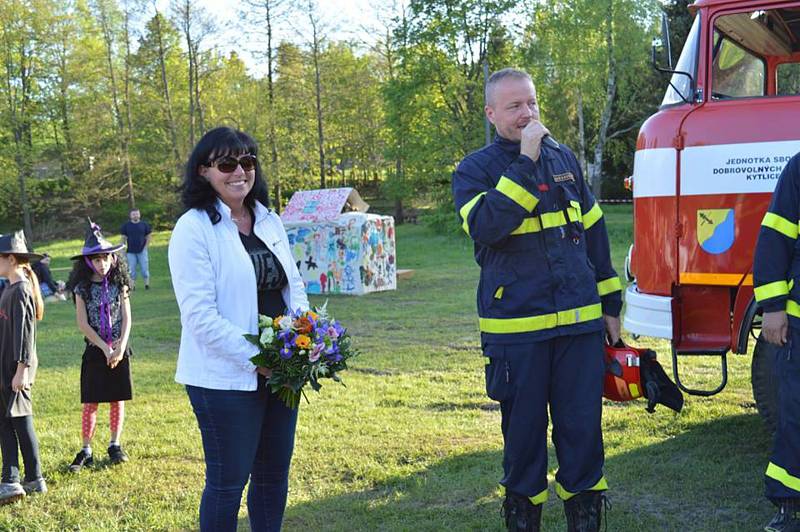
[{"x1": 553, "y1": 172, "x2": 575, "y2": 183}]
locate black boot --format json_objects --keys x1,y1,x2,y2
[
  {"x1": 563, "y1": 491, "x2": 608, "y2": 532},
  {"x1": 502, "y1": 492, "x2": 542, "y2": 532},
  {"x1": 766, "y1": 499, "x2": 800, "y2": 532}
]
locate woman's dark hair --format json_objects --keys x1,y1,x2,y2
[
  {"x1": 180, "y1": 126, "x2": 270, "y2": 224},
  {"x1": 66, "y1": 253, "x2": 132, "y2": 303}
]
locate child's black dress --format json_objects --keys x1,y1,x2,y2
[{"x1": 75, "y1": 281, "x2": 132, "y2": 403}]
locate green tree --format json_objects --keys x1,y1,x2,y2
[
  {"x1": 0, "y1": 0, "x2": 56, "y2": 239},
  {"x1": 523, "y1": 0, "x2": 660, "y2": 198},
  {"x1": 383, "y1": 0, "x2": 516, "y2": 214}
]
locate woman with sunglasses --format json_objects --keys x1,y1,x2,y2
[{"x1": 168, "y1": 127, "x2": 309, "y2": 532}]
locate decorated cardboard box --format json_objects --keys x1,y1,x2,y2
[{"x1": 281, "y1": 188, "x2": 396, "y2": 295}]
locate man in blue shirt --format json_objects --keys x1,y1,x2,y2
[{"x1": 120, "y1": 208, "x2": 152, "y2": 290}]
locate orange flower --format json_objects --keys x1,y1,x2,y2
[
  {"x1": 307, "y1": 311, "x2": 319, "y2": 321},
  {"x1": 294, "y1": 317, "x2": 313, "y2": 334},
  {"x1": 295, "y1": 334, "x2": 311, "y2": 349}
]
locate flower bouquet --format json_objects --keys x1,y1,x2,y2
[{"x1": 245, "y1": 303, "x2": 355, "y2": 409}]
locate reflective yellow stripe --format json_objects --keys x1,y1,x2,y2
[
  {"x1": 754, "y1": 280, "x2": 790, "y2": 302},
  {"x1": 459, "y1": 192, "x2": 486, "y2": 236},
  {"x1": 762, "y1": 212, "x2": 799, "y2": 240},
  {"x1": 511, "y1": 217, "x2": 544, "y2": 235},
  {"x1": 597, "y1": 276, "x2": 622, "y2": 296},
  {"x1": 766, "y1": 462, "x2": 800, "y2": 492},
  {"x1": 479, "y1": 303, "x2": 602, "y2": 334},
  {"x1": 540, "y1": 211, "x2": 568, "y2": 228},
  {"x1": 496, "y1": 176, "x2": 538, "y2": 212},
  {"x1": 511, "y1": 206, "x2": 582, "y2": 236},
  {"x1": 530, "y1": 488, "x2": 548, "y2": 505},
  {"x1": 502, "y1": 485, "x2": 548, "y2": 505},
  {"x1": 583, "y1": 202, "x2": 603, "y2": 230},
  {"x1": 569, "y1": 201, "x2": 583, "y2": 223},
  {"x1": 556, "y1": 476, "x2": 608, "y2": 501},
  {"x1": 494, "y1": 286, "x2": 504, "y2": 299},
  {"x1": 787, "y1": 299, "x2": 800, "y2": 319}
]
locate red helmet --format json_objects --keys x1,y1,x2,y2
[
  {"x1": 604, "y1": 341, "x2": 684, "y2": 413},
  {"x1": 603, "y1": 342, "x2": 644, "y2": 402}
]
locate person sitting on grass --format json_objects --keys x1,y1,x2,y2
[
  {"x1": 32, "y1": 254, "x2": 66, "y2": 302},
  {"x1": 66, "y1": 220, "x2": 133, "y2": 472}
]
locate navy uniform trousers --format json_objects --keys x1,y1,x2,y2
[
  {"x1": 767, "y1": 326, "x2": 800, "y2": 501},
  {"x1": 484, "y1": 330, "x2": 606, "y2": 503}
]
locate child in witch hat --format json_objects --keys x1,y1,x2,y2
[
  {"x1": 0, "y1": 230, "x2": 47, "y2": 503},
  {"x1": 65, "y1": 219, "x2": 133, "y2": 471}
]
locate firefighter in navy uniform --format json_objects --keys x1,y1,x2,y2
[
  {"x1": 754, "y1": 152, "x2": 800, "y2": 532},
  {"x1": 452, "y1": 68, "x2": 622, "y2": 532}
]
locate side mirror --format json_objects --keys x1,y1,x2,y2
[
  {"x1": 651, "y1": 13, "x2": 673, "y2": 69},
  {"x1": 661, "y1": 12, "x2": 673, "y2": 70}
]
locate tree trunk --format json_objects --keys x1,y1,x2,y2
[
  {"x1": 3, "y1": 27, "x2": 35, "y2": 240},
  {"x1": 153, "y1": 8, "x2": 182, "y2": 173},
  {"x1": 588, "y1": 0, "x2": 617, "y2": 200},
  {"x1": 122, "y1": 4, "x2": 134, "y2": 208},
  {"x1": 98, "y1": 0, "x2": 135, "y2": 208},
  {"x1": 576, "y1": 91, "x2": 587, "y2": 177},
  {"x1": 264, "y1": 0, "x2": 279, "y2": 208},
  {"x1": 308, "y1": 5, "x2": 326, "y2": 188},
  {"x1": 313, "y1": 38, "x2": 325, "y2": 188}
]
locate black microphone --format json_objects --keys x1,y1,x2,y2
[{"x1": 542, "y1": 134, "x2": 560, "y2": 150}]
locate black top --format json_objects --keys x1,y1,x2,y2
[
  {"x1": 74, "y1": 281, "x2": 124, "y2": 343},
  {"x1": 0, "y1": 280, "x2": 38, "y2": 387},
  {"x1": 238, "y1": 229, "x2": 288, "y2": 319}
]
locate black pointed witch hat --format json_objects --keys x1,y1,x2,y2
[{"x1": 0, "y1": 230, "x2": 43, "y2": 262}]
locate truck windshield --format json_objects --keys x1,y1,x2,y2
[{"x1": 661, "y1": 14, "x2": 700, "y2": 106}]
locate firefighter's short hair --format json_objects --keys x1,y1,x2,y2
[{"x1": 485, "y1": 68, "x2": 533, "y2": 106}]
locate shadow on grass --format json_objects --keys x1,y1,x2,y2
[
  {"x1": 244, "y1": 412, "x2": 775, "y2": 531},
  {"x1": 603, "y1": 411, "x2": 774, "y2": 531}
]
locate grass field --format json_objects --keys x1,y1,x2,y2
[{"x1": 1, "y1": 205, "x2": 775, "y2": 531}]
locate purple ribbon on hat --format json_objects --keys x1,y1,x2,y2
[{"x1": 84, "y1": 256, "x2": 113, "y2": 347}]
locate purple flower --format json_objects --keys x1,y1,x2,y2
[
  {"x1": 309, "y1": 343, "x2": 324, "y2": 362},
  {"x1": 327, "y1": 326, "x2": 339, "y2": 340},
  {"x1": 280, "y1": 346, "x2": 293, "y2": 359},
  {"x1": 278, "y1": 330, "x2": 297, "y2": 345},
  {"x1": 324, "y1": 342, "x2": 342, "y2": 362}
]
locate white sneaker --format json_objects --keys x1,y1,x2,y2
[
  {"x1": 22, "y1": 477, "x2": 46, "y2": 494},
  {"x1": 0, "y1": 482, "x2": 25, "y2": 504}
]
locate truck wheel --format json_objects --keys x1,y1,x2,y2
[{"x1": 752, "y1": 334, "x2": 779, "y2": 434}]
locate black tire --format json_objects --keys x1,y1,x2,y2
[{"x1": 752, "y1": 334, "x2": 779, "y2": 434}]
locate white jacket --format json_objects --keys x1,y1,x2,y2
[{"x1": 168, "y1": 200, "x2": 309, "y2": 390}]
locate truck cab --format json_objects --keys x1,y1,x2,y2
[{"x1": 624, "y1": 0, "x2": 800, "y2": 423}]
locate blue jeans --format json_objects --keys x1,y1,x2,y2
[
  {"x1": 126, "y1": 250, "x2": 149, "y2": 283},
  {"x1": 186, "y1": 378, "x2": 298, "y2": 532}
]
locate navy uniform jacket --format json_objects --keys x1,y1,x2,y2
[
  {"x1": 452, "y1": 135, "x2": 622, "y2": 346},
  {"x1": 754, "y1": 153, "x2": 800, "y2": 324}
]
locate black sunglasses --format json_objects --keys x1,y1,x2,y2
[{"x1": 208, "y1": 154, "x2": 257, "y2": 173}]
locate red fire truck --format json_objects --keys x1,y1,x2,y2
[{"x1": 624, "y1": 0, "x2": 800, "y2": 428}]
